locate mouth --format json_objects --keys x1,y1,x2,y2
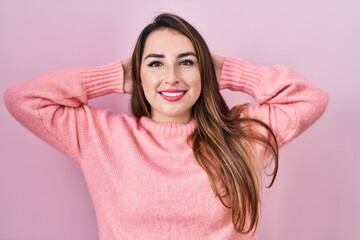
[{"x1": 158, "y1": 89, "x2": 187, "y2": 102}]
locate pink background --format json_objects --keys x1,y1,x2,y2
[{"x1": 1, "y1": 0, "x2": 359, "y2": 239}]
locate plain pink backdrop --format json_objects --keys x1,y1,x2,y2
[{"x1": 1, "y1": 0, "x2": 359, "y2": 239}]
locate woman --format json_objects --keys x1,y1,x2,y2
[{"x1": 4, "y1": 13, "x2": 329, "y2": 239}]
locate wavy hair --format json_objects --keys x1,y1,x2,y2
[{"x1": 130, "y1": 13, "x2": 279, "y2": 234}]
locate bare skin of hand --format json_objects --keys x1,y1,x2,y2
[
  {"x1": 121, "y1": 58, "x2": 132, "y2": 94},
  {"x1": 212, "y1": 54, "x2": 225, "y2": 82}
]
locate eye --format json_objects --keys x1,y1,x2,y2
[
  {"x1": 180, "y1": 59, "x2": 194, "y2": 66},
  {"x1": 147, "y1": 61, "x2": 162, "y2": 67}
]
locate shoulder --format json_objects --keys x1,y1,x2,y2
[{"x1": 88, "y1": 108, "x2": 139, "y2": 133}]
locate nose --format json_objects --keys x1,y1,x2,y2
[{"x1": 165, "y1": 66, "x2": 180, "y2": 85}]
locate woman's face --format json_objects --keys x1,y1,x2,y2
[{"x1": 140, "y1": 28, "x2": 201, "y2": 123}]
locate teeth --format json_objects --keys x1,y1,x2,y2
[{"x1": 161, "y1": 91, "x2": 184, "y2": 97}]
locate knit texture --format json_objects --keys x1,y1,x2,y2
[{"x1": 4, "y1": 58, "x2": 329, "y2": 239}]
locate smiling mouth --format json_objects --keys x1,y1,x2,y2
[
  {"x1": 160, "y1": 91, "x2": 186, "y2": 97},
  {"x1": 159, "y1": 90, "x2": 187, "y2": 102}
]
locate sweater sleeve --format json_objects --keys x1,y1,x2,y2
[
  {"x1": 219, "y1": 57, "x2": 329, "y2": 147},
  {"x1": 3, "y1": 61, "x2": 124, "y2": 165}
]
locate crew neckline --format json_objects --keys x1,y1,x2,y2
[{"x1": 139, "y1": 116, "x2": 197, "y2": 136}]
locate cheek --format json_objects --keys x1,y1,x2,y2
[
  {"x1": 140, "y1": 70, "x2": 150, "y2": 91},
  {"x1": 139, "y1": 68, "x2": 145, "y2": 86},
  {"x1": 139, "y1": 72, "x2": 159, "y2": 105},
  {"x1": 140, "y1": 68, "x2": 158, "y2": 87},
  {"x1": 193, "y1": 74, "x2": 202, "y2": 97}
]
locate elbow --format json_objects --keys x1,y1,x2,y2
[
  {"x1": 301, "y1": 87, "x2": 330, "y2": 130},
  {"x1": 284, "y1": 88, "x2": 329, "y2": 145},
  {"x1": 3, "y1": 85, "x2": 18, "y2": 114},
  {"x1": 3, "y1": 84, "x2": 28, "y2": 120},
  {"x1": 316, "y1": 88, "x2": 330, "y2": 117}
]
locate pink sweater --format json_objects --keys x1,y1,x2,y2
[{"x1": 4, "y1": 58, "x2": 329, "y2": 239}]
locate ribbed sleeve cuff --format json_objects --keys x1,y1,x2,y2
[
  {"x1": 219, "y1": 58, "x2": 264, "y2": 97},
  {"x1": 81, "y1": 61, "x2": 124, "y2": 99}
]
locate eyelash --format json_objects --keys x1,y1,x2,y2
[
  {"x1": 147, "y1": 61, "x2": 162, "y2": 67},
  {"x1": 180, "y1": 60, "x2": 194, "y2": 66},
  {"x1": 147, "y1": 59, "x2": 194, "y2": 67}
]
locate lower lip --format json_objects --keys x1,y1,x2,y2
[{"x1": 160, "y1": 91, "x2": 187, "y2": 102}]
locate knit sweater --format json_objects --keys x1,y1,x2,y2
[{"x1": 4, "y1": 58, "x2": 329, "y2": 239}]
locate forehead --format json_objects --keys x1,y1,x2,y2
[{"x1": 143, "y1": 29, "x2": 195, "y2": 55}]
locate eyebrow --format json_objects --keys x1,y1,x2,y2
[{"x1": 144, "y1": 52, "x2": 197, "y2": 60}]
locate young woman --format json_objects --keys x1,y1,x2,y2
[{"x1": 4, "y1": 13, "x2": 329, "y2": 239}]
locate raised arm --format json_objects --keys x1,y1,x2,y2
[
  {"x1": 4, "y1": 60, "x2": 127, "y2": 164},
  {"x1": 216, "y1": 56, "x2": 329, "y2": 147}
]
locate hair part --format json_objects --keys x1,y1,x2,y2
[{"x1": 130, "y1": 13, "x2": 279, "y2": 234}]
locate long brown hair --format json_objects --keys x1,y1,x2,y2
[{"x1": 130, "y1": 13, "x2": 279, "y2": 234}]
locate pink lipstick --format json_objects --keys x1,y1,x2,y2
[{"x1": 159, "y1": 89, "x2": 187, "y2": 102}]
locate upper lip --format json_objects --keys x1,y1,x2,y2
[{"x1": 158, "y1": 89, "x2": 187, "y2": 93}]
